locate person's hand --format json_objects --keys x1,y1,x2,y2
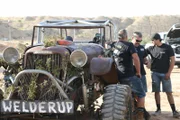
[
  {"x1": 146, "y1": 62, "x2": 151, "y2": 69},
  {"x1": 144, "y1": 60, "x2": 148, "y2": 65},
  {"x1": 165, "y1": 72, "x2": 170, "y2": 80},
  {"x1": 136, "y1": 72, "x2": 141, "y2": 78}
]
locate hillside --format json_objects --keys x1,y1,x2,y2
[{"x1": 1, "y1": 15, "x2": 180, "y2": 43}]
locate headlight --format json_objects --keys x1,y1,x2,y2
[
  {"x1": 2, "y1": 47, "x2": 20, "y2": 64},
  {"x1": 70, "y1": 49, "x2": 88, "y2": 68}
]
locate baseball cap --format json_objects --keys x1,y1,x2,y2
[{"x1": 151, "y1": 33, "x2": 162, "y2": 40}]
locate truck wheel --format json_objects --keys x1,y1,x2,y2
[{"x1": 101, "y1": 84, "x2": 132, "y2": 120}]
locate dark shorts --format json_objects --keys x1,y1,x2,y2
[{"x1": 151, "y1": 72, "x2": 172, "y2": 92}]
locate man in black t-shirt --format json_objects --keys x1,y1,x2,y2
[
  {"x1": 114, "y1": 29, "x2": 146, "y2": 119},
  {"x1": 146, "y1": 33, "x2": 179, "y2": 118},
  {"x1": 114, "y1": 29, "x2": 141, "y2": 80}
]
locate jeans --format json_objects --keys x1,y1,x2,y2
[
  {"x1": 140, "y1": 75, "x2": 148, "y2": 92},
  {"x1": 151, "y1": 72, "x2": 172, "y2": 92},
  {"x1": 129, "y1": 76, "x2": 146, "y2": 98}
]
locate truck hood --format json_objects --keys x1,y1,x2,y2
[
  {"x1": 165, "y1": 23, "x2": 180, "y2": 44},
  {"x1": 67, "y1": 43, "x2": 104, "y2": 63},
  {"x1": 25, "y1": 43, "x2": 104, "y2": 63},
  {"x1": 25, "y1": 45, "x2": 70, "y2": 57}
]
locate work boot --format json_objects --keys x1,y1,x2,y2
[
  {"x1": 136, "y1": 110, "x2": 144, "y2": 120},
  {"x1": 144, "y1": 110, "x2": 151, "y2": 120},
  {"x1": 132, "y1": 108, "x2": 144, "y2": 120},
  {"x1": 132, "y1": 111, "x2": 136, "y2": 120}
]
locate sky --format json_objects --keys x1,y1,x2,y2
[{"x1": 0, "y1": 0, "x2": 179, "y2": 18}]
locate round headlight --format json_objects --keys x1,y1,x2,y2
[
  {"x1": 3, "y1": 47, "x2": 20, "y2": 64},
  {"x1": 70, "y1": 49, "x2": 88, "y2": 68}
]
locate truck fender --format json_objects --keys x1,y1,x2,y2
[{"x1": 90, "y1": 57, "x2": 118, "y2": 84}]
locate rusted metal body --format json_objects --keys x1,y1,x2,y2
[
  {"x1": 90, "y1": 57, "x2": 118, "y2": 84},
  {"x1": 0, "y1": 20, "x2": 123, "y2": 120}
]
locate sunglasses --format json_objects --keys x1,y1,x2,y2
[{"x1": 136, "y1": 39, "x2": 142, "y2": 42}]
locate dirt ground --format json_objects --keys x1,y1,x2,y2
[
  {"x1": 0, "y1": 41, "x2": 180, "y2": 119},
  {"x1": 145, "y1": 66, "x2": 180, "y2": 120}
]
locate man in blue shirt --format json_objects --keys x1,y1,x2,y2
[{"x1": 131, "y1": 32, "x2": 150, "y2": 119}]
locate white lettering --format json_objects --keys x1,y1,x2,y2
[
  {"x1": 22, "y1": 101, "x2": 29, "y2": 113},
  {"x1": 2, "y1": 101, "x2": 12, "y2": 112},
  {"x1": 13, "y1": 101, "x2": 20, "y2": 112},
  {"x1": 66, "y1": 102, "x2": 73, "y2": 113},
  {"x1": 29, "y1": 102, "x2": 37, "y2": 113},
  {"x1": 48, "y1": 102, "x2": 56, "y2": 113},
  {"x1": 1, "y1": 100, "x2": 73, "y2": 113},
  {"x1": 57, "y1": 102, "x2": 65, "y2": 113},
  {"x1": 38, "y1": 102, "x2": 46, "y2": 113}
]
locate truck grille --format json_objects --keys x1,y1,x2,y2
[
  {"x1": 25, "y1": 53, "x2": 63, "y2": 78},
  {"x1": 15, "y1": 53, "x2": 66, "y2": 100}
]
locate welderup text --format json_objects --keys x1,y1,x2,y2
[{"x1": 0, "y1": 100, "x2": 74, "y2": 113}]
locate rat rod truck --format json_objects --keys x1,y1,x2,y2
[{"x1": 0, "y1": 20, "x2": 132, "y2": 120}]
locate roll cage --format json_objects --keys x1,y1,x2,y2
[{"x1": 31, "y1": 20, "x2": 115, "y2": 47}]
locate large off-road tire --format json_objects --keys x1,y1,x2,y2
[{"x1": 101, "y1": 84, "x2": 132, "y2": 120}]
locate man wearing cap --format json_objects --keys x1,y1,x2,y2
[
  {"x1": 146, "y1": 33, "x2": 179, "y2": 118},
  {"x1": 113, "y1": 29, "x2": 146, "y2": 119},
  {"x1": 131, "y1": 32, "x2": 150, "y2": 119}
]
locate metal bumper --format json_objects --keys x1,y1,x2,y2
[{"x1": 8, "y1": 69, "x2": 70, "y2": 99}]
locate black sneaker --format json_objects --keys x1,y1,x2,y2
[
  {"x1": 153, "y1": 109, "x2": 161, "y2": 116},
  {"x1": 173, "y1": 111, "x2": 179, "y2": 118}
]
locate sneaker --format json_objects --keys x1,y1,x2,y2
[
  {"x1": 173, "y1": 111, "x2": 180, "y2": 118},
  {"x1": 153, "y1": 109, "x2": 161, "y2": 116}
]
